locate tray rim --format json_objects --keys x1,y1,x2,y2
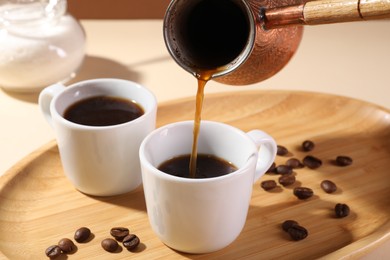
[
  {"x1": 1, "y1": 89, "x2": 389, "y2": 259},
  {"x1": 157, "y1": 89, "x2": 390, "y2": 114}
]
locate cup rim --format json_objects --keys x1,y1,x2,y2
[
  {"x1": 50, "y1": 78, "x2": 157, "y2": 130},
  {"x1": 139, "y1": 120, "x2": 258, "y2": 183}
]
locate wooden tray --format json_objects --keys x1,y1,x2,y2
[{"x1": 1, "y1": 90, "x2": 389, "y2": 259}]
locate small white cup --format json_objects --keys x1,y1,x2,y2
[
  {"x1": 139, "y1": 120, "x2": 277, "y2": 253},
  {"x1": 39, "y1": 78, "x2": 157, "y2": 196}
]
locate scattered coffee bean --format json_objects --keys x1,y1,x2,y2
[
  {"x1": 275, "y1": 165, "x2": 293, "y2": 175},
  {"x1": 335, "y1": 156, "x2": 353, "y2": 167},
  {"x1": 302, "y1": 140, "x2": 315, "y2": 152},
  {"x1": 266, "y1": 162, "x2": 276, "y2": 173},
  {"x1": 286, "y1": 158, "x2": 304, "y2": 169},
  {"x1": 281, "y1": 220, "x2": 308, "y2": 241},
  {"x1": 261, "y1": 180, "x2": 277, "y2": 191},
  {"x1": 281, "y1": 220, "x2": 298, "y2": 232},
  {"x1": 122, "y1": 234, "x2": 140, "y2": 250},
  {"x1": 74, "y1": 227, "x2": 91, "y2": 243},
  {"x1": 46, "y1": 226, "x2": 142, "y2": 257},
  {"x1": 293, "y1": 187, "x2": 314, "y2": 200},
  {"x1": 58, "y1": 238, "x2": 75, "y2": 253},
  {"x1": 287, "y1": 224, "x2": 308, "y2": 241},
  {"x1": 278, "y1": 174, "x2": 296, "y2": 187},
  {"x1": 277, "y1": 145, "x2": 289, "y2": 156},
  {"x1": 45, "y1": 245, "x2": 62, "y2": 258},
  {"x1": 321, "y1": 180, "x2": 337, "y2": 193},
  {"x1": 303, "y1": 155, "x2": 322, "y2": 169},
  {"x1": 335, "y1": 203, "x2": 350, "y2": 218},
  {"x1": 110, "y1": 227, "x2": 129, "y2": 241},
  {"x1": 101, "y1": 238, "x2": 119, "y2": 252}
]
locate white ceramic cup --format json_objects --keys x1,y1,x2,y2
[
  {"x1": 39, "y1": 78, "x2": 157, "y2": 196},
  {"x1": 139, "y1": 120, "x2": 277, "y2": 253}
]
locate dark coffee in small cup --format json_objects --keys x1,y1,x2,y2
[
  {"x1": 64, "y1": 95, "x2": 144, "y2": 126},
  {"x1": 158, "y1": 153, "x2": 237, "y2": 179}
]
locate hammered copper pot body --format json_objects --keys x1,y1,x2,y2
[
  {"x1": 164, "y1": 0, "x2": 390, "y2": 85},
  {"x1": 164, "y1": 0, "x2": 305, "y2": 86},
  {"x1": 215, "y1": 0, "x2": 305, "y2": 85}
]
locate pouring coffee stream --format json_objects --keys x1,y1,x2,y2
[{"x1": 163, "y1": 0, "x2": 390, "y2": 177}]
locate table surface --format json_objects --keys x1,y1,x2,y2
[{"x1": 0, "y1": 19, "x2": 389, "y2": 258}]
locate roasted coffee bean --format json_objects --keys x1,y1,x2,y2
[
  {"x1": 335, "y1": 203, "x2": 350, "y2": 218},
  {"x1": 281, "y1": 220, "x2": 298, "y2": 232},
  {"x1": 58, "y1": 238, "x2": 75, "y2": 253},
  {"x1": 101, "y1": 238, "x2": 119, "y2": 252},
  {"x1": 266, "y1": 162, "x2": 276, "y2": 173},
  {"x1": 277, "y1": 145, "x2": 289, "y2": 156},
  {"x1": 261, "y1": 180, "x2": 277, "y2": 191},
  {"x1": 74, "y1": 227, "x2": 91, "y2": 243},
  {"x1": 123, "y1": 234, "x2": 140, "y2": 250},
  {"x1": 321, "y1": 180, "x2": 337, "y2": 193},
  {"x1": 275, "y1": 165, "x2": 293, "y2": 175},
  {"x1": 287, "y1": 225, "x2": 308, "y2": 241},
  {"x1": 293, "y1": 187, "x2": 314, "y2": 200},
  {"x1": 303, "y1": 155, "x2": 322, "y2": 169},
  {"x1": 302, "y1": 140, "x2": 315, "y2": 152},
  {"x1": 45, "y1": 245, "x2": 62, "y2": 258},
  {"x1": 335, "y1": 156, "x2": 353, "y2": 166},
  {"x1": 110, "y1": 227, "x2": 129, "y2": 241},
  {"x1": 286, "y1": 158, "x2": 304, "y2": 169},
  {"x1": 278, "y1": 174, "x2": 296, "y2": 187}
]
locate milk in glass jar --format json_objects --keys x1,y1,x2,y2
[{"x1": 0, "y1": 0, "x2": 85, "y2": 91}]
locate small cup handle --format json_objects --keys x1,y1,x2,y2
[
  {"x1": 246, "y1": 130, "x2": 277, "y2": 183},
  {"x1": 38, "y1": 83, "x2": 66, "y2": 128}
]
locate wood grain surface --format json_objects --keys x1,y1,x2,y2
[
  {"x1": 303, "y1": 0, "x2": 390, "y2": 24},
  {"x1": 0, "y1": 90, "x2": 389, "y2": 259}
]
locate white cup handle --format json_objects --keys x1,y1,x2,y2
[
  {"x1": 38, "y1": 83, "x2": 66, "y2": 128},
  {"x1": 246, "y1": 130, "x2": 277, "y2": 183}
]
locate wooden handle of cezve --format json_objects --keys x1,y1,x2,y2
[
  {"x1": 304, "y1": 0, "x2": 390, "y2": 25},
  {"x1": 264, "y1": 0, "x2": 390, "y2": 29}
]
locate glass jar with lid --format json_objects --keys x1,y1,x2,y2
[{"x1": 0, "y1": 0, "x2": 86, "y2": 92}]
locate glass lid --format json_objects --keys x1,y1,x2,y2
[{"x1": 0, "y1": 0, "x2": 67, "y2": 27}]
